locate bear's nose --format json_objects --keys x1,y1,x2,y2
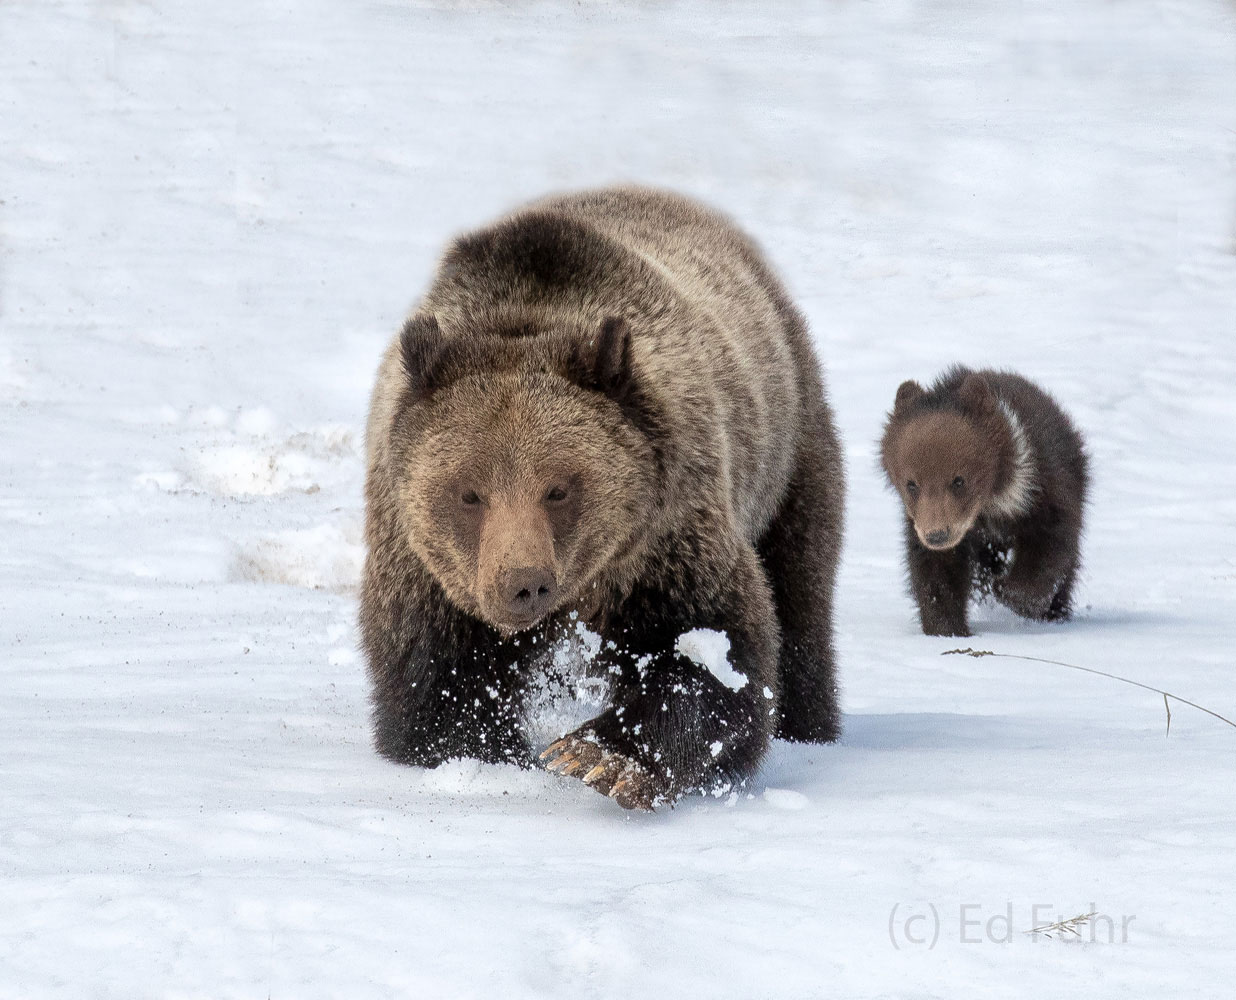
[
  {"x1": 499, "y1": 567, "x2": 558, "y2": 624},
  {"x1": 925, "y1": 528, "x2": 951, "y2": 547}
]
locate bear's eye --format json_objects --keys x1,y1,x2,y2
[
  {"x1": 906, "y1": 480, "x2": 919, "y2": 496},
  {"x1": 952, "y1": 476, "x2": 965, "y2": 491},
  {"x1": 461, "y1": 490, "x2": 481, "y2": 506},
  {"x1": 545, "y1": 486, "x2": 568, "y2": 504}
]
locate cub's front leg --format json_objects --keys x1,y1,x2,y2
[
  {"x1": 904, "y1": 519, "x2": 973, "y2": 637},
  {"x1": 542, "y1": 545, "x2": 781, "y2": 809},
  {"x1": 993, "y1": 509, "x2": 1081, "y2": 622}
]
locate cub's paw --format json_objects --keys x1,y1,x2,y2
[
  {"x1": 1045, "y1": 591, "x2": 1073, "y2": 622},
  {"x1": 539, "y1": 734, "x2": 658, "y2": 811},
  {"x1": 994, "y1": 579, "x2": 1053, "y2": 621},
  {"x1": 922, "y1": 621, "x2": 971, "y2": 638}
]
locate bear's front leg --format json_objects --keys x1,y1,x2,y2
[
  {"x1": 904, "y1": 519, "x2": 973, "y2": 636},
  {"x1": 542, "y1": 545, "x2": 780, "y2": 809},
  {"x1": 361, "y1": 575, "x2": 532, "y2": 768}
]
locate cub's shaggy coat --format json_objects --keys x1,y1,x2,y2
[
  {"x1": 361, "y1": 187, "x2": 844, "y2": 808},
  {"x1": 881, "y1": 366, "x2": 1088, "y2": 637}
]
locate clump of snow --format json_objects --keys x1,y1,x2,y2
[
  {"x1": 190, "y1": 444, "x2": 321, "y2": 496},
  {"x1": 763, "y1": 788, "x2": 809, "y2": 811},
  {"x1": 574, "y1": 619, "x2": 603, "y2": 658},
  {"x1": 176, "y1": 424, "x2": 359, "y2": 498},
  {"x1": 675, "y1": 628, "x2": 746, "y2": 690},
  {"x1": 229, "y1": 521, "x2": 364, "y2": 591},
  {"x1": 416, "y1": 759, "x2": 555, "y2": 800},
  {"x1": 521, "y1": 622, "x2": 613, "y2": 753}
]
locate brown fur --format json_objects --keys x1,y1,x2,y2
[
  {"x1": 881, "y1": 366, "x2": 1088, "y2": 636},
  {"x1": 361, "y1": 186, "x2": 845, "y2": 808}
]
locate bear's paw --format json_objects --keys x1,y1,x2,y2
[{"x1": 540, "y1": 733, "x2": 657, "y2": 811}]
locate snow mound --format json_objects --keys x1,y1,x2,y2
[
  {"x1": 190, "y1": 444, "x2": 324, "y2": 496},
  {"x1": 418, "y1": 758, "x2": 559, "y2": 801},
  {"x1": 175, "y1": 422, "x2": 358, "y2": 497},
  {"x1": 675, "y1": 628, "x2": 746, "y2": 690},
  {"x1": 229, "y1": 520, "x2": 364, "y2": 590},
  {"x1": 763, "y1": 788, "x2": 809, "y2": 811}
]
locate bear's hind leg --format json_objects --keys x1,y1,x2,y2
[{"x1": 757, "y1": 407, "x2": 844, "y2": 744}]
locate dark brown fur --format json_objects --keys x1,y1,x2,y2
[
  {"x1": 361, "y1": 187, "x2": 845, "y2": 809},
  {"x1": 881, "y1": 366, "x2": 1088, "y2": 636}
]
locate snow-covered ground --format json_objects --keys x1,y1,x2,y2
[{"x1": 3, "y1": 1, "x2": 1235, "y2": 996}]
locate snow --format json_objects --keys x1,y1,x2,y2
[
  {"x1": 2, "y1": 0, "x2": 1235, "y2": 997},
  {"x1": 676, "y1": 628, "x2": 746, "y2": 691},
  {"x1": 763, "y1": 788, "x2": 810, "y2": 812},
  {"x1": 521, "y1": 618, "x2": 613, "y2": 754}
]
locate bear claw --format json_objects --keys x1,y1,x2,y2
[{"x1": 540, "y1": 734, "x2": 657, "y2": 810}]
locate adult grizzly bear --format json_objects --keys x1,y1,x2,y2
[{"x1": 361, "y1": 187, "x2": 844, "y2": 809}]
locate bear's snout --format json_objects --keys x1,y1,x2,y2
[
  {"x1": 915, "y1": 519, "x2": 965, "y2": 550},
  {"x1": 496, "y1": 566, "x2": 558, "y2": 627},
  {"x1": 474, "y1": 498, "x2": 561, "y2": 630}
]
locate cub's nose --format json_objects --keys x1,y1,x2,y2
[
  {"x1": 500, "y1": 567, "x2": 557, "y2": 624},
  {"x1": 925, "y1": 528, "x2": 951, "y2": 547}
]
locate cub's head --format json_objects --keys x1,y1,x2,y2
[
  {"x1": 880, "y1": 373, "x2": 1006, "y2": 551},
  {"x1": 389, "y1": 313, "x2": 660, "y2": 633}
]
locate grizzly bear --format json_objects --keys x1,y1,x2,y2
[
  {"x1": 360, "y1": 186, "x2": 845, "y2": 809},
  {"x1": 880, "y1": 366, "x2": 1088, "y2": 637}
]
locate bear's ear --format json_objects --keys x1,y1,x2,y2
[
  {"x1": 400, "y1": 314, "x2": 443, "y2": 400},
  {"x1": 569, "y1": 317, "x2": 635, "y2": 401},
  {"x1": 593, "y1": 317, "x2": 633, "y2": 395},
  {"x1": 894, "y1": 380, "x2": 925, "y2": 415},
  {"x1": 958, "y1": 372, "x2": 995, "y2": 414}
]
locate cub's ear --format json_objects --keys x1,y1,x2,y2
[
  {"x1": 958, "y1": 372, "x2": 995, "y2": 414},
  {"x1": 570, "y1": 317, "x2": 635, "y2": 400},
  {"x1": 894, "y1": 380, "x2": 925, "y2": 415},
  {"x1": 400, "y1": 314, "x2": 443, "y2": 399}
]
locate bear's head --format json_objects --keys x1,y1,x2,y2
[
  {"x1": 390, "y1": 313, "x2": 661, "y2": 633},
  {"x1": 880, "y1": 373, "x2": 1010, "y2": 551}
]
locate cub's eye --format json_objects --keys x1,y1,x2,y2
[
  {"x1": 461, "y1": 490, "x2": 481, "y2": 506},
  {"x1": 545, "y1": 486, "x2": 568, "y2": 503},
  {"x1": 906, "y1": 480, "x2": 919, "y2": 496},
  {"x1": 952, "y1": 476, "x2": 965, "y2": 490}
]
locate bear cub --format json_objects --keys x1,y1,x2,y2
[{"x1": 880, "y1": 366, "x2": 1088, "y2": 637}]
